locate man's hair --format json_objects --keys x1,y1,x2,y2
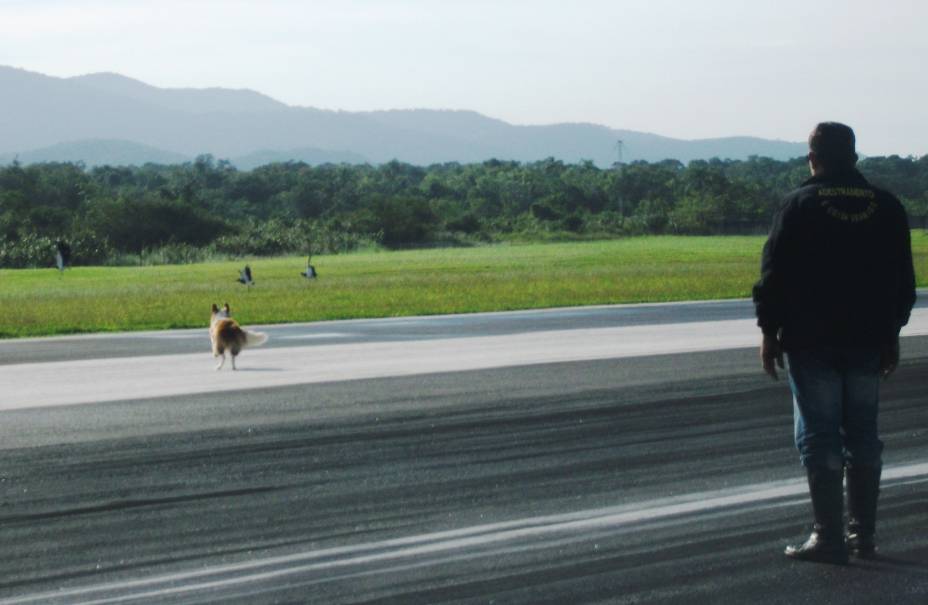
[{"x1": 808, "y1": 122, "x2": 857, "y2": 171}]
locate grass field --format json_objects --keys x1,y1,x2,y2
[{"x1": 1, "y1": 234, "x2": 926, "y2": 338}]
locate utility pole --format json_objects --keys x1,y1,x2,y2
[{"x1": 615, "y1": 140, "x2": 625, "y2": 216}]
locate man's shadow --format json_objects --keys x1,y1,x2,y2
[{"x1": 854, "y1": 554, "x2": 928, "y2": 574}]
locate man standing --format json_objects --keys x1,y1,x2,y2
[{"x1": 753, "y1": 122, "x2": 916, "y2": 564}]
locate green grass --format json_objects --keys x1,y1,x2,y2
[{"x1": 2, "y1": 234, "x2": 926, "y2": 338}]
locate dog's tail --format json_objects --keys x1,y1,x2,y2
[{"x1": 243, "y1": 330, "x2": 268, "y2": 348}]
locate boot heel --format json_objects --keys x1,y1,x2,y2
[{"x1": 846, "y1": 464, "x2": 881, "y2": 559}]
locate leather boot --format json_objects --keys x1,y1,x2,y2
[
  {"x1": 846, "y1": 464, "x2": 881, "y2": 558},
  {"x1": 785, "y1": 467, "x2": 849, "y2": 564}
]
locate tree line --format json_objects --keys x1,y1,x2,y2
[{"x1": 1, "y1": 154, "x2": 926, "y2": 268}]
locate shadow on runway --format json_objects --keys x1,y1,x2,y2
[{"x1": 854, "y1": 554, "x2": 928, "y2": 574}]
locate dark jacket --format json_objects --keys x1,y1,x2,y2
[{"x1": 753, "y1": 169, "x2": 916, "y2": 351}]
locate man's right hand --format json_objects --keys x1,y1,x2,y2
[
  {"x1": 761, "y1": 334, "x2": 784, "y2": 380},
  {"x1": 880, "y1": 337, "x2": 900, "y2": 379}
]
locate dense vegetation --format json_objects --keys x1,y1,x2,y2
[{"x1": 1, "y1": 154, "x2": 926, "y2": 268}]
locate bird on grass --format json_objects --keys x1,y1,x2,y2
[
  {"x1": 237, "y1": 265, "x2": 254, "y2": 286},
  {"x1": 301, "y1": 256, "x2": 317, "y2": 280},
  {"x1": 55, "y1": 240, "x2": 71, "y2": 273}
]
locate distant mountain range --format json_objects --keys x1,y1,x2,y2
[{"x1": 0, "y1": 65, "x2": 808, "y2": 168}]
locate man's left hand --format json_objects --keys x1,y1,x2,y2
[{"x1": 761, "y1": 334, "x2": 784, "y2": 380}]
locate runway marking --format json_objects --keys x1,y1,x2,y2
[
  {"x1": 138, "y1": 333, "x2": 205, "y2": 340},
  {"x1": 4, "y1": 461, "x2": 926, "y2": 605},
  {"x1": 3, "y1": 309, "x2": 928, "y2": 411},
  {"x1": 275, "y1": 332, "x2": 352, "y2": 340}
]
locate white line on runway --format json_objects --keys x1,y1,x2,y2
[
  {"x1": 137, "y1": 333, "x2": 205, "y2": 340},
  {"x1": 4, "y1": 461, "x2": 926, "y2": 605},
  {"x1": 3, "y1": 308, "x2": 928, "y2": 411},
  {"x1": 275, "y1": 333, "x2": 352, "y2": 340}
]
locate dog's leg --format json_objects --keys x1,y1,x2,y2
[
  {"x1": 231, "y1": 354, "x2": 237, "y2": 371},
  {"x1": 215, "y1": 352, "x2": 225, "y2": 371}
]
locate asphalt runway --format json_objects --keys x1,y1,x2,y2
[
  {"x1": 0, "y1": 298, "x2": 819, "y2": 366},
  {"x1": 1, "y1": 300, "x2": 927, "y2": 604}
]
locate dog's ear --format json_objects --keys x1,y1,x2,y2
[
  {"x1": 211, "y1": 303, "x2": 219, "y2": 313},
  {"x1": 223, "y1": 303, "x2": 230, "y2": 313}
]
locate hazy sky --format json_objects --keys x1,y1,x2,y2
[{"x1": 1, "y1": 0, "x2": 926, "y2": 156}]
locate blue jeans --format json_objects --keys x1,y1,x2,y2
[{"x1": 786, "y1": 347, "x2": 884, "y2": 471}]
